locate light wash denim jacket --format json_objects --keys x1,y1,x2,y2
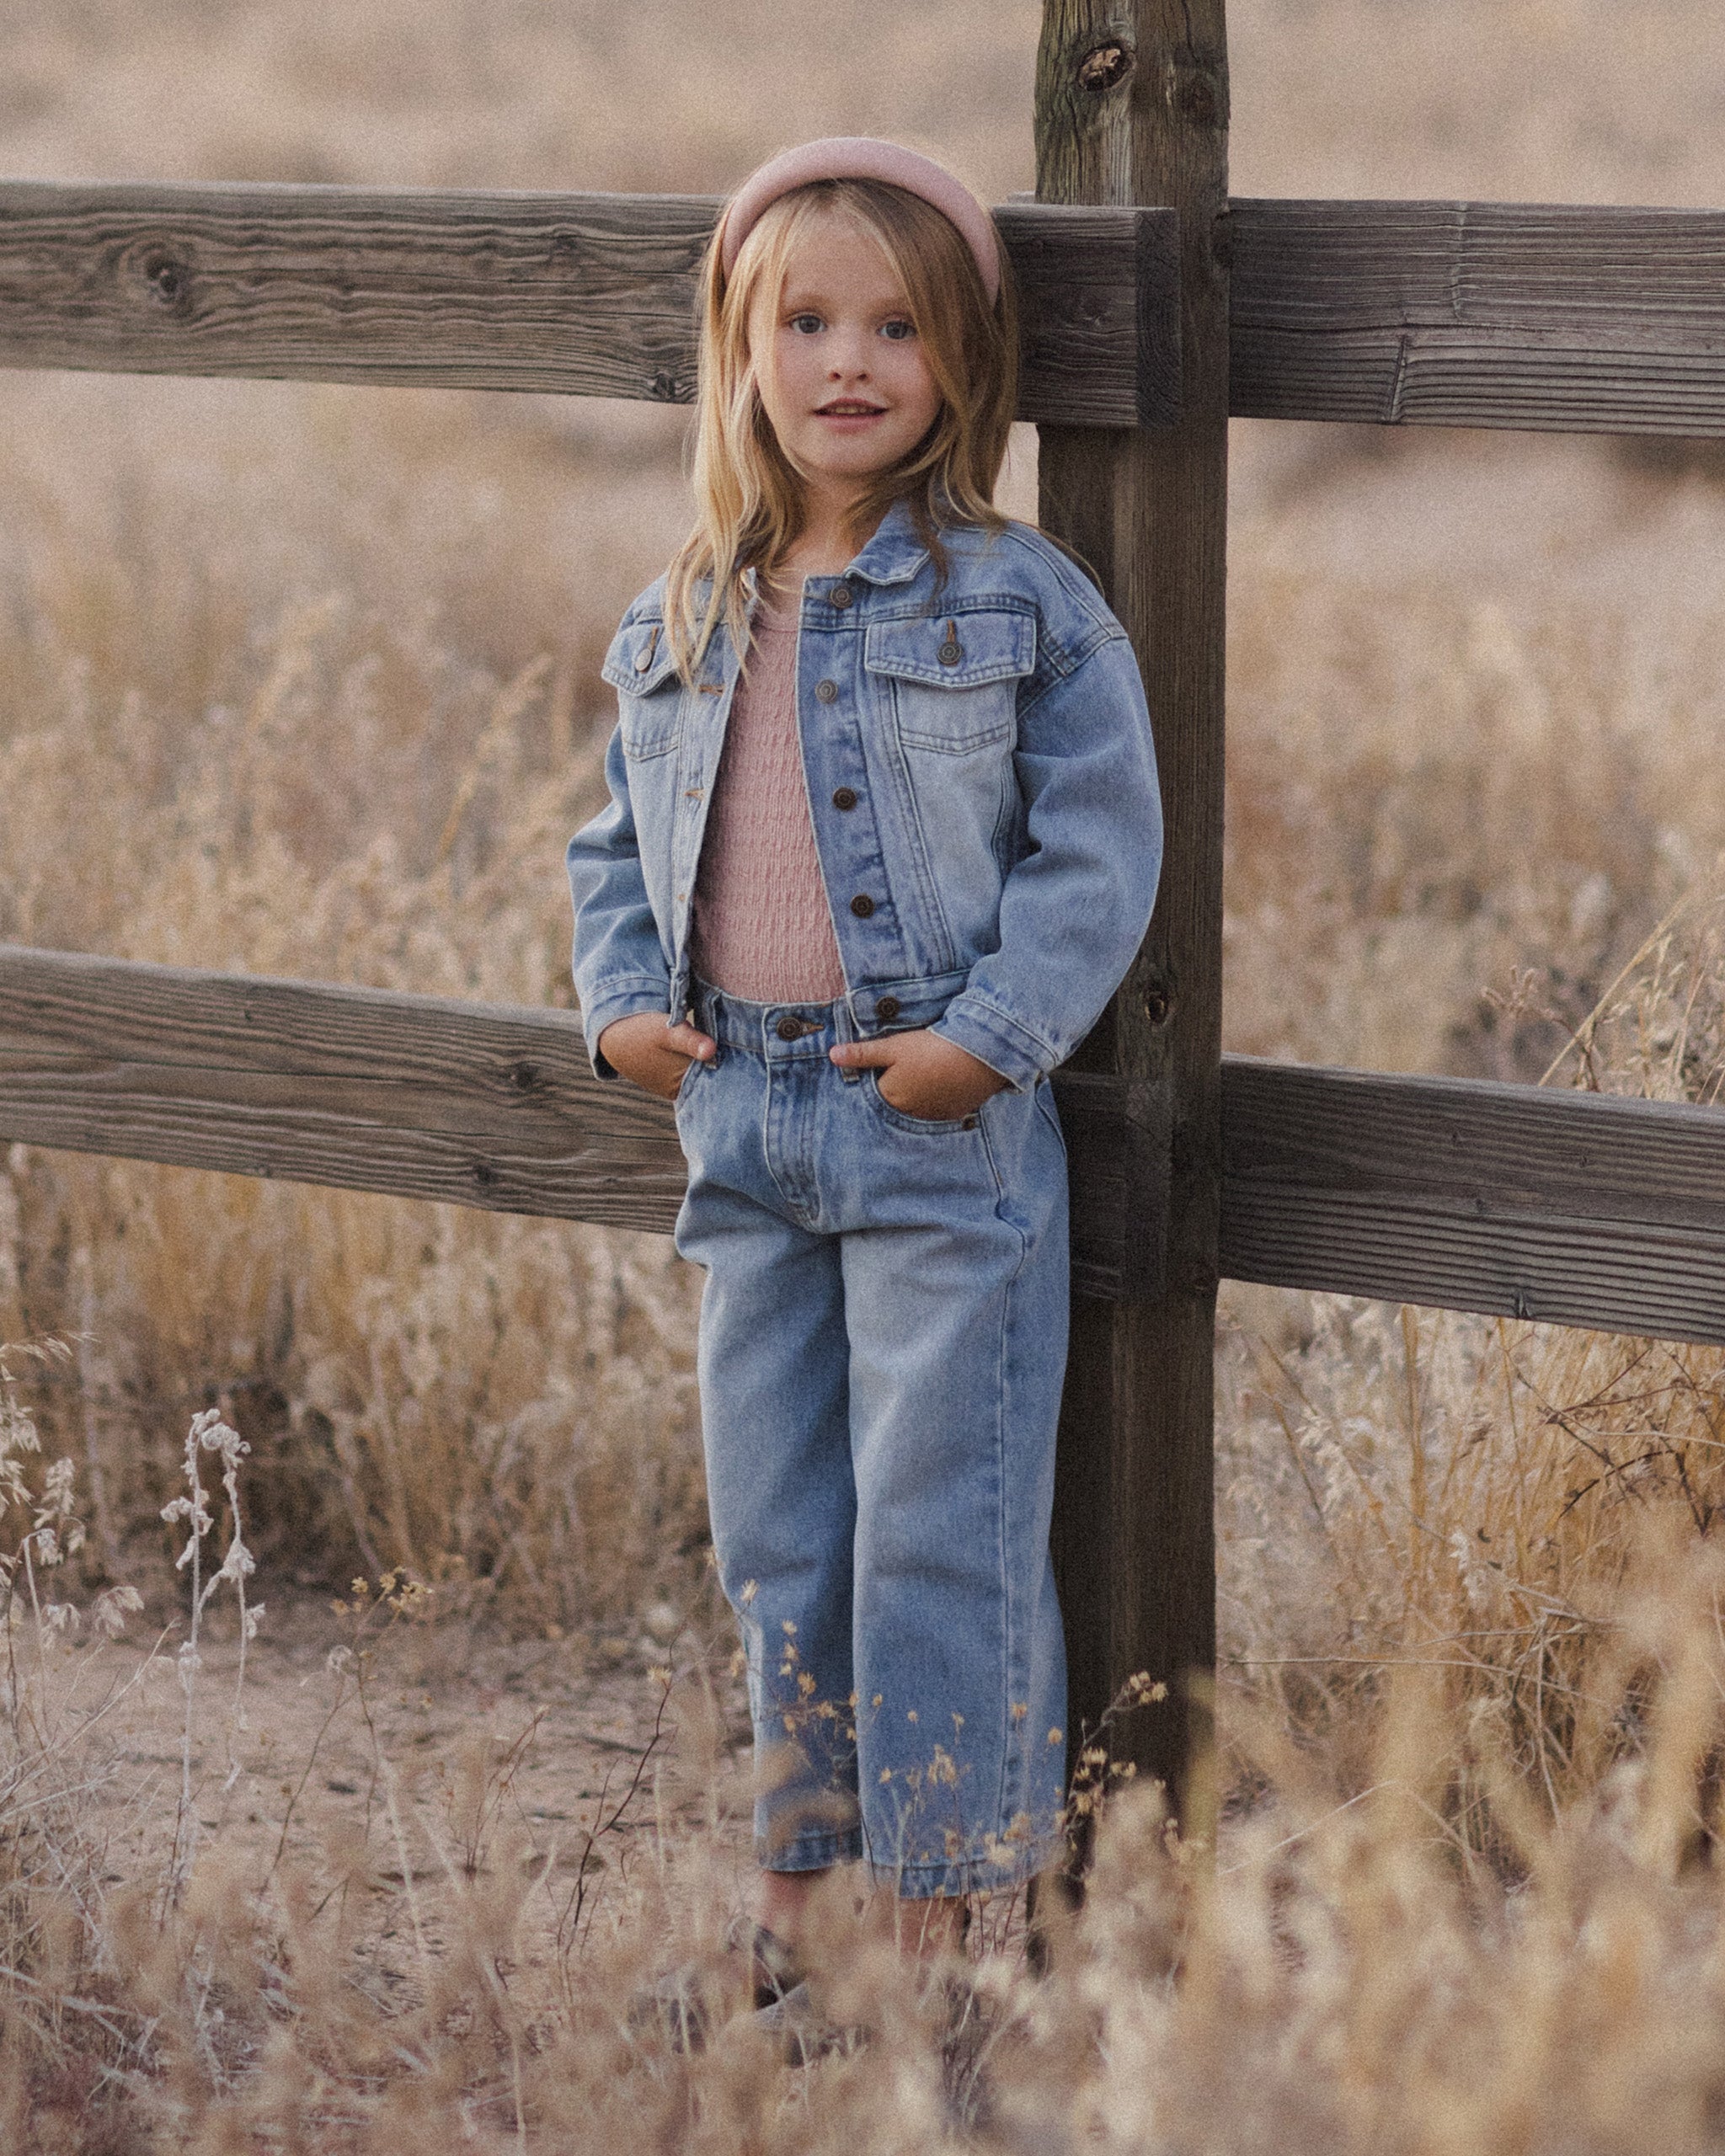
[{"x1": 567, "y1": 499, "x2": 1162, "y2": 1092}]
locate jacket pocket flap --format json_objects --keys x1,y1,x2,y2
[
  {"x1": 601, "y1": 620, "x2": 679, "y2": 695},
  {"x1": 863, "y1": 611, "x2": 1036, "y2": 690}
]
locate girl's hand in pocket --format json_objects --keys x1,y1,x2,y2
[
  {"x1": 598, "y1": 1012, "x2": 716, "y2": 1100},
  {"x1": 829, "y1": 1029, "x2": 1007, "y2": 1122}
]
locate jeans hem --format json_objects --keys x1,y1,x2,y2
[
  {"x1": 756, "y1": 1829, "x2": 865, "y2": 1876},
  {"x1": 868, "y1": 1833, "x2": 1064, "y2": 1902}
]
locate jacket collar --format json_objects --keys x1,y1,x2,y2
[{"x1": 845, "y1": 496, "x2": 932, "y2": 588}]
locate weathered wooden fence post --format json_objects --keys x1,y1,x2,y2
[{"x1": 1036, "y1": 0, "x2": 1230, "y2": 1831}]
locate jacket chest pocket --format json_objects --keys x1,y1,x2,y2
[
  {"x1": 863, "y1": 610, "x2": 1035, "y2": 754},
  {"x1": 601, "y1": 620, "x2": 683, "y2": 759}
]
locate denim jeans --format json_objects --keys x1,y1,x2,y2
[{"x1": 673, "y1": 979, "x2": 1071, "y2": 1899}]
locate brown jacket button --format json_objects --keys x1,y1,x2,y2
[
  {"x1": 831, "y1": 786, "x2": 858, "y2": 811},
  {"x1": 815, "y1": 678, "x2": 839, "y2": 704},
  {"x1": 876, "y1": 995, "x2": 901, "y2": 1022},
  {"x1": 850, "y1": 894, "x2": 875, "y2": 919},
  {"x1": 829, "y1": 583, "x2": 854, "y2": 609}
]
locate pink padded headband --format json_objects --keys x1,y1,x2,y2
[{"x1": 718, "y1": 137, "x2": 1002, "y2": 306}]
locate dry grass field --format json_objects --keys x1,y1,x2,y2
[{"x1": 9, "y1": 1, "x2": 1725, "y2": 2146}]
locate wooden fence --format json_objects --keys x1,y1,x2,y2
[{"x1": 5, "y1": 0, "x2": 1725, "y2": 1812}]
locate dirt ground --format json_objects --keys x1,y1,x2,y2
[{"x1": 27, "y1": 1585, "x2": 760, "y2": 1993}]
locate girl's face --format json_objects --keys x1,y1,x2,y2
[{"x1": 749, "y1": 211, "x2": 943, "y2": 503}]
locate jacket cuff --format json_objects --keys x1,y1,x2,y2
[
  {"x1": 931, "y1": 995, "x2": 1055, "y2": 1094},
  {"x1": 579, "y1": 981, "x2": 673, "y2": 1081}
]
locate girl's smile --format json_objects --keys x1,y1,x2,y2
[
  {"x1": 750, "y1": 212, "x2": 943, "y2": 518},
  {"x1": 815, "y1": 398, "x2": 889, "y2": 426}
]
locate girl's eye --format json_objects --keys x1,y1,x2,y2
[
  {"x1": 880, "y1": 319, "x2": 916, "y2": 342},
  {"x1": 788, "y1": 313, "x2": 824, "y2": 334}
]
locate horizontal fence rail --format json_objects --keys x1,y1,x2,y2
[
  {"x1": 1220, "y1": 1057, "x2": 1725, "y2": 1346},
  {"x1": 8, "y1": 181, "x2": 1725, "y2": 437},
  {"x1": 0, "y1": 945, "x2": 1164, "y2": 1304},
  {"x1": 0, "y1": 181, "x2": 1181, "y2": 430},
  {"x1": 5, "y1": 947, "x2": 1725, "y2": 1340},
  {"x1": 1231, "y1": 198, "x2": 1725, "y2": 437}
]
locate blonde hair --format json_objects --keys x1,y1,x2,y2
[{"x1": 665, "y1": 177, "x2": 1018, "y2": 678}]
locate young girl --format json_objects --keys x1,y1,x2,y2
[{"x1": 568, "y1": 138, "x2": 1162, "y2": 1989}]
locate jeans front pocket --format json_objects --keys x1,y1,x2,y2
[
  {"x1": 865, "y1": 1069, "x2": 977, "y2": 1138},
  {"x1": 672, "y1": 1054, "x2": 707, "y2": 1113}
]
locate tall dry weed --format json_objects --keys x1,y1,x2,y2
[
  {"x1": 16, "y1": 1488, "x2": 1725, "y2": 2151},
  {"x1": 1222, "y1": 880, "x2": 1725, "y2": 1824}
]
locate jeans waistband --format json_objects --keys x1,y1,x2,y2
[{"x1": 692, "y1": 973, "x2": 967, "y2": 1059}]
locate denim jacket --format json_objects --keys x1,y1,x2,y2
[{"x1": 566, "y1": 499, "x2": 1162, "y2": 1093}]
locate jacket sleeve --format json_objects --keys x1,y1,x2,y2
[
  {"x1": 566, "y1": 719, "x2": 674, "y2": 1080},
  {"x1": 930, "y1": 631, "x2": 1162, "y2": 1091}
]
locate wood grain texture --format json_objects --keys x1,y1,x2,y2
[
  {"x1": 0, "y1": 944, "x2": 1151, "y2": 1292},
  {"x1": 1057, "y1": 1070, "x2": 1172, "y2": 1303},
  {"x1": 8, "y1": 947, "x2": 1725, "y2": 1339},
  {"x1": 1231, "y1": 198, "x2": 1725, "y2": 435},
  {"x1": 1221, "y1": 1057, "x2": 1725, "y2": 1346},
  {"x1": 1008, "y1": 202, "x2": 1182, "y2": 426},
  {"x1": 13, "y1": 179, "x2": 1725, "y2": 439},
  {"x1": 0, "y1": 944, "x2": 688, "y2": 1230},
  {"x1": 0, "y1": 180, "x2": 1179, "y2": 430},
  {"x1": 1037, "y1": 0, "x2": 1229, "y2": 1832}
]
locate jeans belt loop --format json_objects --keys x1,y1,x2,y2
[{"x1": 835, "y1": 992, "x2": 862, "y2": 1083}]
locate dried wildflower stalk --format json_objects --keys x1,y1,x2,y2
[{"x1": 161, "y1": 1407, "x2": 261, "y2": 1899}]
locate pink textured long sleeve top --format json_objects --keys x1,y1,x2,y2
[{"x1": 688, "y1": 590, "x2": 848, "y2": 1005}]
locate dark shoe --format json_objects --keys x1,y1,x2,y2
[{"x1": 631, "y1": 1919, "x2": 804, "y2": 2052}]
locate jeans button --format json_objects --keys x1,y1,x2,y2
[
  {"x1": 876, "y1": 995, "x2": 901, "y2": 1022},
  {"x1": 775, "y1": 1016, "x2": 803, "y2": 1041}
]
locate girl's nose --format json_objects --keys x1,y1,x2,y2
[{"x1": 829, "y1": 333, "x2": 872, "y2": 381}]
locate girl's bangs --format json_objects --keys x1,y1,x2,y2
[{"x1": 723, "y1": 189, "x2": 840, "y2": 345}]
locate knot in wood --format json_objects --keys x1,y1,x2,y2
[
  {"x1": 118, "y1": 237, "x2": 197, "y2": 318},
  {"x1": 471, "y1": 1161, "x2": 500, "y2": 1190},
  {"x1": 1076, "y1": 42, "x2": 1133, "y2": 95},
  {"x1": 1144, "y1": 987, "x2": 1172, "y2": 1027},
  {"x1": 1178, "y1": 72, "x2": 1220, "y2": 125},
  {"x1": 506, "y1": 1060, "x2": 541, "y2": 1094},
  {"x1": 142, "y1": 250, "x2": 191, "y2": 311},
  {"x1": 648, "y1": 369, "x2": 683, "y2": 403}
]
